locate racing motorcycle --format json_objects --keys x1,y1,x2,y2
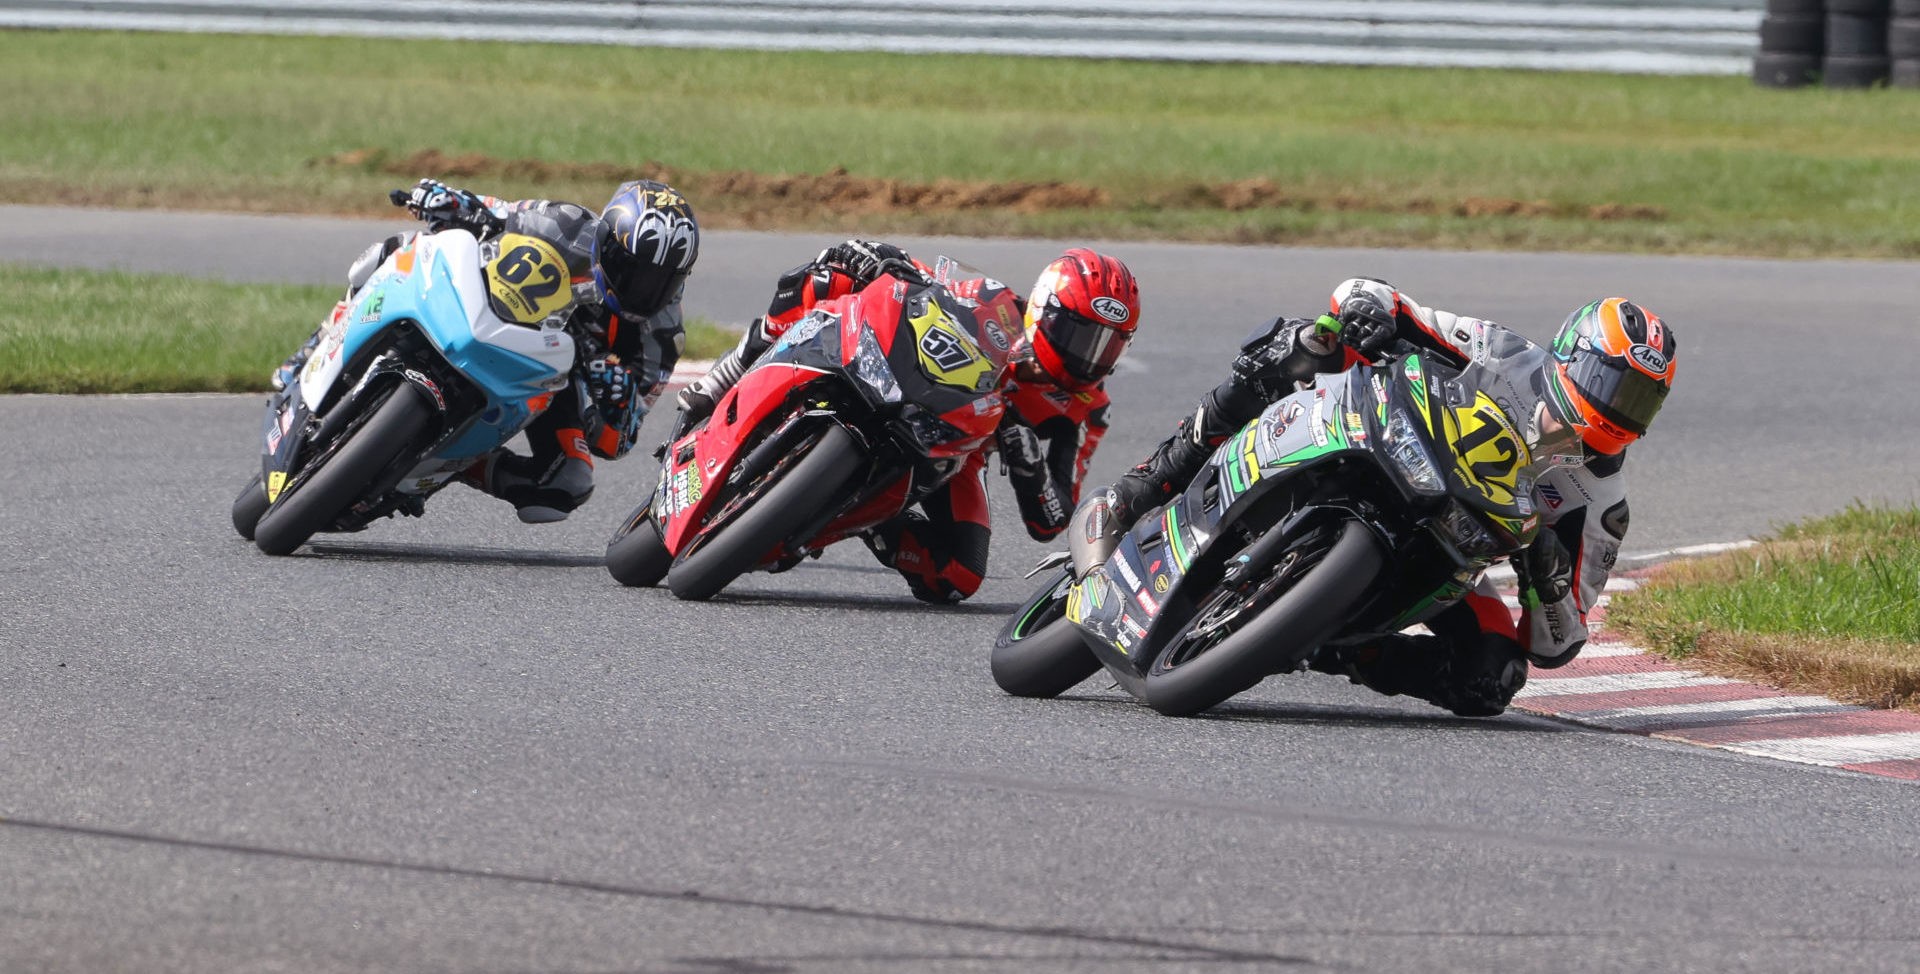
[
  {"x1": 231, "y1": 228, "x2": 579, "y2": 554},
  {"x1": 991, "y1": 347, "x2": 1581, "y2": 717},
  {"x1": 604, "y1": 258, "x2": 1017, "y2": 601}
]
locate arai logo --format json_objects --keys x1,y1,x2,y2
[
  {"x1": 1090, "y1": 296, "x2": 1130, "y2": 324},
  {"x1": 1627, "y1": 343, "x2": 1668, "y2": 375}
]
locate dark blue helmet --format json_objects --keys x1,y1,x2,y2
[{"x1": 596, "y1": 180, "x2": 699, "y2": 317}]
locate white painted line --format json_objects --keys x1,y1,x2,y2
[
  {"x1": 1718, "y1": 732, "x2": 1920, "y2": 767},
  {"x1": 1606, "y1": 578, "x2": 1641, "y2": 592},
  {"x1": 1516, "y1": 670, "x2": 1736, "y2": 698},
  {"x1": 1571, "y1": 695, "x2": 1857, "y2": 729},
  {"x1": 1575, "y1": 645, "x2": 1646, "y2": 659}
]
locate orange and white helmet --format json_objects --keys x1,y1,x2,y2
[
  {"x1": 1024, "y1": 249, "x2": 1140, "y2": 390},
  {"x1": 1547, "y1": 298, "x2": 1677, "y2": 455}
]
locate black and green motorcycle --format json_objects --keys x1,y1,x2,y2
[{"x1": 991, "y1": 345, "x2": 1582, "y2": 717}]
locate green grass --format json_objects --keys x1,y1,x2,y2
[
  {"x1": 5, "y1": 30, "x2": 1919, "y2": 257},
  {"x1": 1608, "y1": 504, "x2": 1920, "y2": 709},
  {"x1": 0, "y1": 264, "x2": 737, "y2": 394}
]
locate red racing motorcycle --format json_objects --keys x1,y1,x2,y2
[{"x1": 605, "y1": 258, "x2": 1019, "y2": 601}]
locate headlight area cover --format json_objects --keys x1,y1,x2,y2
[
  {"x1": 893, "y1": 403, "x2": 968, "y2": 454},
  {"x1": 1383, "y1": 408, "x2": 1446, "y2": 497},
  {"x1": 1434, "y1": 499, "x2": 1504, "y2": 561},
  {"x1": 850, "y1": 327, "x2": 902, "y2": 405}
]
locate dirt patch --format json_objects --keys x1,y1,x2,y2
[{"x1": 315, "y1": 148, "x2": 1665, "y2": 223}]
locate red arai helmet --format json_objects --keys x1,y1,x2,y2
[{"x1": 1024, "y1": 249, "x2": 1140, "y2": 390}]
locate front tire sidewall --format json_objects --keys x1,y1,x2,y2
[
  {"x1": 1143, "y1": 520, "x2": 1385, "y2": 717},
  {"x1": 231, "y1": 473, "x2": 271, "y2": 541},
  {"x1": 990, "y1": 567, "x2": 1101, "y2": 698},
  {"x1": 605, "y1": 506, "x2": 673, "y2": 588},
  {"x1": 666, "y1": 424, "x2": 865, "y2": 601},
  {"x1": 252, "y1": 386, "x2": 431, "y2": 556}
]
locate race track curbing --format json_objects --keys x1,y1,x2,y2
[{"x1": 1509, "y1": 576, "x2": 1920, "y2": 782}]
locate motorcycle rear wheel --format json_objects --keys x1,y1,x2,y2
[
  {"x1": 990, "y1": 566, "x2": 1101, "y2": 698},
  {"x1": 231, "y1": 473, "x2": 271, "y2": 541},
  {"x1": 1143, "y1": 519, "x2": 1383, "y2": 717},
  {"x1": 253, "y1": 385, "x2": 431, "y2": 556},
  {"x1": 667, "y1": 423, "x2": 864, "y2": 601},
  {"x1": 605, "y1": 506, "x2": 672, "y2": 588}
]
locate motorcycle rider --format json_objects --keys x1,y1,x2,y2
[
  {"x1": 676, "y1": 240, "x2": 1141, "y2": 602},
  {"x1": 1087, "y1": 279, "x2": 1677, "y2": 716},
  {"x1": 274, "y1": 177, "x2": 700, "y2": 523}
]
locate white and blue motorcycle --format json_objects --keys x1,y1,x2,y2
[{"x1": 232, "y1": 229, "x2": 579, "y2": 555}]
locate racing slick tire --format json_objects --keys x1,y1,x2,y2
[
  {"x1": 991, "y1": 566, "x2": 1102, "y2": 698},
  {"x1": 667, "y1": 423, "x2": 864, "y2": 602},
  {"x1": 253, "y1": 385, "x2": 431, "y2": 556},
  {"x1": 605, "y1": 507, "x2": 673, "y2": 588},
  {"x1": 231, "y1": 473, "x2": 271, "y2": 541},
  {"x1": 1143, "y1": 520, "x2": 1384, "y2": 718}
]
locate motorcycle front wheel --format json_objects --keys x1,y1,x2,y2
[
  {"x1": 990, "y1": 566, "x2": 1101, "y2": 698},
  {"x1": 231, "y1": 473, "x2": 270, "y2": 541},
  {"x1": 666, "y1": 423, "x2": 864, "y2": 601},
  {"x1": 253, "y1": 385, "x2": 430, "y2": 556},
  {"x1": 1143, "y1": 519, "x2": 1384, "y2": 717},
  {"x1": 605, "y1": 505, "x2": 672, "y2": 588}
]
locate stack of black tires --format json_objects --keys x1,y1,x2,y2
[{"x1": 1755, "y1": 0, "x2": 1920, "y2": 87}]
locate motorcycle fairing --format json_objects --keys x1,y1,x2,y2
[{"x1": 262, "y1": 230, "x2": 575, "y2": 503}]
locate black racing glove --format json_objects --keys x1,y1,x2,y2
[
  {"x1": 1336, "y1": 291, "x2": 1397, "y2": 356},
  {"x1": 1514, "y1": 529, "x2": 1575, "y2": 610},
  {"x1": 389, "y1": 178, "x2": 494, "y2": 231},
  {"x1": 1000, "y1": 423, "x2": 1069, "y2": 539},
  {"x1": 586, "y1": 358, "x2": 634, "y2": 410},
  {"x1": 817, "y1": 239, "x2": 911, "y2": 287}
]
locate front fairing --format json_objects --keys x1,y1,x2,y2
[{"x1": 262, "y1": 231, "x2": 576, "y2": 498}]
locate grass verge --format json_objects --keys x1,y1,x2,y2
[
  {"x1": 0, "y1": 264, "x2": 737, "y2": 394},
  {"x1": 5, "y1": 30, "x2": 1919, "y2": 257},
  {"x1": 1607, "y1": 505, "x2": 1920, "y2": 711}
]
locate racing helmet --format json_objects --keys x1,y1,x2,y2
[
  {"x1": 1023, "y1": 249, "x2": 1140, "y2": 389},
  {"x1": 596, "y1": 180, "x2": 700, "y2": 317},
  {"x1": 1547, "y1": 298, "x2": 1677, "y2": 455}
]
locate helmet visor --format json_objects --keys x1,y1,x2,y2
[
  {"x1": 597, "y1": 226, "x2": 688, "y2": 317},
  {"x1": 1044, "y1": 307, "x2": 1132, "y2": 383},
  {"x1": 1563, "y1": 352, "x2": 1667, "y2": 435}
]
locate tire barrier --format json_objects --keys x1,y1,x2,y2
[
  {"x1": 1893, "y1": 2, "x2": 1920, "y2": 85},
  {"x1": 1755, "y1": 0, "x2": 1916, "y2": 86}
]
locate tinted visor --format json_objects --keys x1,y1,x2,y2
[
  {"x1": 1563, "y1": 353, "x2": 1667, "y2": 435},
  {"x1": 1044, "y1": 307, "x2": 1132, "y2": 383},
  {"x1": 597, "y1": 228, "x2": 687, "y2": 317}
]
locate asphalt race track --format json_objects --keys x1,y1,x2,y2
[{"x1": 4, "y1": 207, "x2": 1920, "y2": 973}]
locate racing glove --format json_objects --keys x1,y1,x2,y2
[
  {"x1": 1335, "y1": 290, "x2": 1397, "y2": 356},
  {"x1": 585, "y1": 358, "x2": 642, "y2": 459},
  {"x1": 1513, "y1": 529, "x2": 1575, "y2": 611},
  {"x1": 999, "y1": 423, "x2": 1068, "y2": 539},
  {"x1": 817, "y1": 239, "x2": 911, "y2": 288},
  {"x1": 389, "y1": 178, "x2": 498, "y2": 233}
]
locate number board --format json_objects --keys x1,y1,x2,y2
[
  {"x1": 909, "y1": 300, "x2": 992, "y2": 392},
  {"x1": 486, "y1": 233, "x2": 573, "y2": 324},
  {"x1": 1441, "y1": 391, "x2": 1528, "y2": 507}
]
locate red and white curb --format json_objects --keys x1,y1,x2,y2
[{"x1": 1507, "y1": 579, "x2": 1920, "y2": 782}]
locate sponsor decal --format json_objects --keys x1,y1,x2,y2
[
  {"x1": 1538, "y1": 482, "x2": 1564, "y2": 509},
  {"x1": 1405, "y1": 357, "x2": 1423, "y2": 383},
  {"x1": 1136, "y1": 588, "x2": 1160, "y2": 616},
  {"x1": 1120, "y1": 614, "x2": 1147, "y2": 639},
  {"x1": 1111, "y1": 552, "x2": 1143, "y2": 592},
  {"x1": 1152, "y1": 573, "x2": 1170, "y2": 594},
  {"x1": 1090, "y1": 295, "x2": 1131, "y2": 324},
  {"x1": 1599, "y1": 542, "x2": 1619, "y2": 571},
  {"x1": 910, "y1": 299, "x2": 993, "y2": 391},
  {"x1": 485, "y1": 233, "x2": 573, "y2": 324},
  {"x1": 1628, "y1": 343, "x2": 1668, "y2": 375},
  {"x1": 357, "y1": 291, "x2": 385, "y2": 323},
  {"x1": 405, "y1": 369, "x2": 445, "y2": 410},
  {"x1": 1310, "y1": 395, "x2": 1329, "y2": 447},
  {"x1": 265, "y1": 470, "x2": 287, "y2": 503},
  {"x1": 1084, "y1": 499, "x2": 1110, "y2": 544}
]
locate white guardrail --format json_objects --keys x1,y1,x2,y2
[{"x1": 2, "y1": 0, "x2": 1762, "y2": 75}]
